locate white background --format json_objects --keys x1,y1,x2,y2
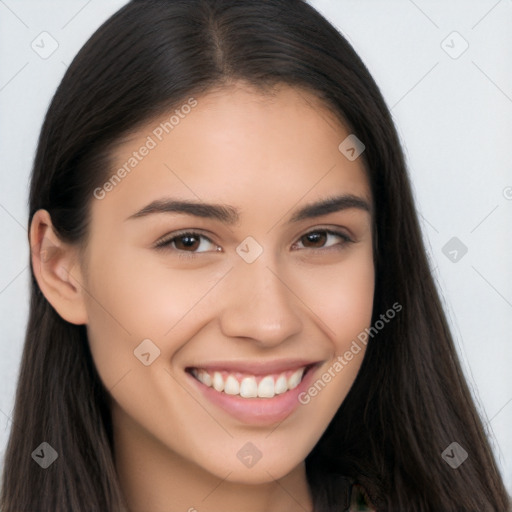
[{"x1": 1, "y1": 0, "x2": 511, "y2": 493}]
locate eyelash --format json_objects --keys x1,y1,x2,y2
[{"x1": 154, "y1": 228, "x2": 354, "y2": 259}]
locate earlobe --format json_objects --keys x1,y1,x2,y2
[{"x1": 30, "y1": 209, "x2": 88, "y2": 325}]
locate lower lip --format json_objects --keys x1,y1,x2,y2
[{"x1": 185, "y1": 364, "x2": 319, "y2": 425}]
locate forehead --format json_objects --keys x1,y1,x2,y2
[{"x1": 93, "y1": 83, "x2": 371, "y2": 224}]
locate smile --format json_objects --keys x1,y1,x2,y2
[
  {"x1": 189, "y1": 366, "x2": 308, "y2": 399},
  {"x1": 185, "y1": 360, "x2": 320, "y2": 424}
]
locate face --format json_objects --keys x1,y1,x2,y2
[{"x1": 81, "y1": 83, "x2": 374, "y2": 484}]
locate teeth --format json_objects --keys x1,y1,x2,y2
[
  {"x1": 224, "y1": 375, "x2": 240, "y2": 395},
  {"x1": 212, "y1": 371, "x2": 224, "y2": 392},
  {"x1": 257, "y1": 376, "x2": 275, "y2": 398},
  {"x1": 288, "y1": 368, "x2": 304, "y2": 390},
  {"x1": 199, "y1": 369, "x2": 212, "y2": 387},
  {"x1": 191, "y1": 366, "x2": 307, "y2": 398},
  {"x1": 274, "y1": 374, "x2": 288, "y2": 394},
  {"x1": 240, "y1": 377, "x2": 258, "y2": 398}
]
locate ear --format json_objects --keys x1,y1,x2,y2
[{"x1": 30, "y1": 209, "x2": 88, "y2": 325}]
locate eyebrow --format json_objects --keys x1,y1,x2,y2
[{"x1": 125, "y1": 194, "x2": 371, "y2": 224}]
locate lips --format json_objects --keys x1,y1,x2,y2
[
  {"x1": 186, "y1": 358, "x2": 319, "y2": 376},
  {"x1": 185, "y1": 360, "x2": 321, "y2": 424}
]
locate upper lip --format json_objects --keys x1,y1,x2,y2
[{"x1": 186, "y1": 358, "x2": 321, "y2": 376}]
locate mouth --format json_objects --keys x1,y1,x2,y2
[
  {"x1": 185, "y1": 361, "x2": 320, "y2": 424},
  {"x1": 186, "y1": 363, "x2": 315, "y2": 399}
]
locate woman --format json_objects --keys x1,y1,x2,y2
[{"x1": 1, "y1": 0, "x2": 510, "y2": 510}]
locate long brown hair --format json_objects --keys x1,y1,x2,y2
[{"x1": 1, "y1": 0, "x2": 510, "y2": 510}]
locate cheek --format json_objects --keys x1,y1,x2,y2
[
  {"x1": 297, "y1": 253, "x2": 375, "y2": 346},
  {"x1": 84, "y1": 244, "x2": 212, "y2": 333},
  {"x1": 82, "y1": 245, "x2": 232, "y2": 385},
  {"x1": 293, "y1": 251, "x2": 374, "y2": 396}
]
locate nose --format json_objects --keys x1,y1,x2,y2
[{"x1": 219, "y1": 259, "x2": 303, "y2": 347}]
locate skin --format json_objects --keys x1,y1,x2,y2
[{"x1": 30, "y1": 82, "x2": 375, "y2": 512}]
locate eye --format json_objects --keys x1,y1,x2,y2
[
  {"x1": 291, "y1": 229, "x2": 353, "y2": 251},
  {"x1": 154, "y1": 228, "x2": 353, "y2": 257},
  {"x1": 154, "y1": 231, "x2": 220, "y2": 254}
]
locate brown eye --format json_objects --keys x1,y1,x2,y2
[
  {"x1": 293, "y1": 229, "x2": 352, "y2": 251},
  {"x1": 301, "y1": 231, "x2": 327, "y2": 248},
  {"x1": 155, "y1": 231, "x2": 219, "y2": 253},
  {"x1": 174, "y1": 234, "x2": 201, "y2": 251}
]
